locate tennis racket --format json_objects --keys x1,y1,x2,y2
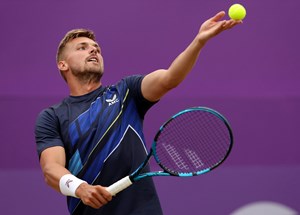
[{"x1": 106, "y1": 106, "x2": 233, "y2": 196}]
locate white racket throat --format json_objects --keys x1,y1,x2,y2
[{"x1": 106, "y1": 176, "x2": 133, "y2": 196}]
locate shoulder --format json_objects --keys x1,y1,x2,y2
[
  {"x1": 35, "y1": 100, "x2": 67, "y2": 127},
  {"x1": 116, "y1": 75, "x2": 157, "y2": 116},
  {"x1": 118, "y1": 75, "x2": 144, "y2": 89}
]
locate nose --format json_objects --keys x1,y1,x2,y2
[{"x1": 89, "y1": 45, "x2": 98, "y2": 54}]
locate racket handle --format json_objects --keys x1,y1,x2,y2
[{"x1": 106, "y1": 176, "x2": 133, "y2": 196}]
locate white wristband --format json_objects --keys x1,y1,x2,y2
[{"x1": 59, "y1": 174, "x2": 87, "y2": 198}]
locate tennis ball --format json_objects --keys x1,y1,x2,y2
[{"x1": 228, "y1": 4, "x2": 246, "y2": 20}]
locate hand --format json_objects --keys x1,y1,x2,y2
[
  {"x1": 197, "y1": 11, "x2": 242, "y2": 44},
  {"x1": 75, "y1": 183, "x2": 112, "y2": 209}
]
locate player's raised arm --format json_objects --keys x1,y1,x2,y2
[{"x1": 141, "y1": 11, "x2": 242, "y2": 102}]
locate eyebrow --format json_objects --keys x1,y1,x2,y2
[{"x1": 76, "y1": 42, "x2": 100, "y2": 50}]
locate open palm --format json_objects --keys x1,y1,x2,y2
[{"x1": 198, "y1": 11, "x2": 242, "y2": 43}]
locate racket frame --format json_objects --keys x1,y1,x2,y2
[
  {"x1": 133, "y1": 107, "x2": 233, "y2": 180},
  {"x1": 106, "y1": 106, "x2": 233, "y2": 195}
]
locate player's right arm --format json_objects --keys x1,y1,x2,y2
[{"x1": 40, "y1": 146, "x2": 112, "y2": 208}]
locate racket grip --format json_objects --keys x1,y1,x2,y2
[{"x1": 106, "y1": 176, "x2": 133, "y2": 196}]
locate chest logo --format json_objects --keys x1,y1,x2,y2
[{"x1": 106, "y1": 94, "x2": 119, "y2": 106}]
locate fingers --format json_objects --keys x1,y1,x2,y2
[
  {"x1": 78, "y1": 184, "x2": 113, "y2": 209},
  {"x1": 197, "y1": 10, "x2": 243, "y2": 43},
  {"x1": 211, "y1": 10, "x2": 243, "y2": 28},
  {"x1": 210, "y1": 11, "x2": 226, "y2": 22},
  {"x1": 89, "y1": 189, "x2": 111, "y2": 208},
  {"x1": 84, "y1": 196, "x2": 105, "y2": 209},
  {"x1": 222, "y1": 19, "x2": 243, "y2": 30},
  {"x1": 207, "y1": 11, "x2": 243, "y2": 32},
  {"x1": 99, "y1": 187, "x2": 113, "y2": 202},
  {"x1": 90, "y1": 186, "x2": 112, "y2": 208}
]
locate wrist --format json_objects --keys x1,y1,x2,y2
[
  {"x1": 195, "y1": 35, "x2": 207, "y2": 47},
  {"x1": 59, "y1": 174, "x2": 87, "y2": 198}
]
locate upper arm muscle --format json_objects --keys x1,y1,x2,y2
[{"x1": 141, "y1": 69, "x2": 171, "y2": 102}]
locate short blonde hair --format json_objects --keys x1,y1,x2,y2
[{"x1": 56, "y1": 29, "x2": 96, "y2": 62}]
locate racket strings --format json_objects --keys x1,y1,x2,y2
[{"x1": 155, "y1": 110, "x2": 231, "y2": 175}]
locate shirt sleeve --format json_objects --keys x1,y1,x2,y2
[
  {"x1": 35, "y1": 107, "x2": 64, "y2": 158},
  {"x1": 124, "y1": 75, "x2": 159, "y2": 118}
]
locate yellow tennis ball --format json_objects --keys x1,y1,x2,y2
[{"x1": 228, "y1": 4, "x2": 246, "y2": 20}]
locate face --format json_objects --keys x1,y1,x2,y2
[{"x1": 60, "y1": 37, "x2": 104, "y2": 80}]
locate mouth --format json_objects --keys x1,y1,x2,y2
[{"x1": 87, "y1": 56, "x2": 99, "y2": 63}]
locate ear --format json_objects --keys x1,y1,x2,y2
[{"x1": 57, "y1": 60, "x2": 69, "y2": 71}]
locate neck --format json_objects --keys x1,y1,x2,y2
[{"x1": 68, "y1": 75, "x2": 102, "y2": 96}]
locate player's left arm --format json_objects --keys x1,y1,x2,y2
[{"x1": 142, "y1": 11, "x2": 241, "y2": 102}]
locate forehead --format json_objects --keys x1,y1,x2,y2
[{"x1": 66, "y1": 37, "x2": 99, "y2": 48}]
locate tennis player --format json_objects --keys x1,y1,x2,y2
[{"x1": 35, "y1": 11, "x2": 241, "y2": 215}]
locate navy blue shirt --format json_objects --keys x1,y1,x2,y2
[{"x1": 35, "y1": 75, "x2": 163, "y2": 215}]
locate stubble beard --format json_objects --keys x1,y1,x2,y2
[{"x1": 71, "y1": 64, "x2": 104, "y2": 85}]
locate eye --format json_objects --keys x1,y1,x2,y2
[{"x1": 78, "y1": 46, "x2": 86, "y2": 50}]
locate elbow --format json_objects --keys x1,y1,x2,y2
[
  {"x1": 42, "y1": 165, "x2": 52, "y2": 186},
  {"x1": 162, "y1": 70, "x2": 184, "y2": 90},
  {"x1": 41, "y1": 162, "x2": 60, "y2": 189}
]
